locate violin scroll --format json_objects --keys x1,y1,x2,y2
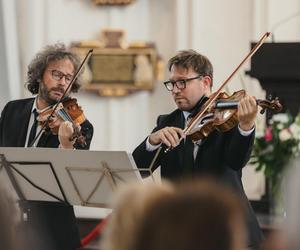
[{"x1": 257, "y1": 97, "x2": 282, "y2": 114}]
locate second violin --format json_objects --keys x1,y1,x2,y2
[{"x1": 187, "y1": 90, "x2": 282, "y2": 142}]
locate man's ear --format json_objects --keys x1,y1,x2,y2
[{"x1": 202, "y1": 76, "x2": 212, "y2": 90}]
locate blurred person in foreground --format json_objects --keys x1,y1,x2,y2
[
  {"x1": 133, "y1": 179, "x2": 247, "y2": 250},
  {"x1": 102, "y1": 179, "x2": 248, "y2": 250},
  {"x1": 101, "y1": 181, "x2": 174, "y2": 250}
]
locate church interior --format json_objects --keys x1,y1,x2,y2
[{"x1": 1, "y1": 0, "x2": 300, "y2": 249}]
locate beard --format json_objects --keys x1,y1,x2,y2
[{"x1": 38, "y1": 81, "x2": 66, "y2": 105}]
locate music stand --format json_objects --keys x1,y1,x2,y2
[{"x1": 0, "y1": 147, "x2": 152, "y2": 208}]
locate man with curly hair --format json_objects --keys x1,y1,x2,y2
[
  {"x1": 0, "y1": 43, "x2": 94, "y2": 250},
  {"x1": 0, "y1": 43, "x2": 93, "y2": 149}
]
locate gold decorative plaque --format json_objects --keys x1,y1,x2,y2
[
  {"x1": 92, "y1": 0, "x2": 135, "y2": 5},
  {"x1": 101, "y1": 29, "x2": 125, "y2": 48},
  {"x1": 72, "y1": 46, "x2": 161, "y2": 96}
]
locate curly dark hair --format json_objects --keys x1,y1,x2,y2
[
  {"x1": 26, "y1": 43, "x2": 82, "y2": 94},
  {"x1": 168, "y1": 49, "x2": 213, "y2": 86}
]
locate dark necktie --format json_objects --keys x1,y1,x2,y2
[
  {"x1": 183, "y1": 115, "x2": 195, "y2": 173},
  {"x1": 27, "y1": 109, "x2": 38, "y2": 147}
]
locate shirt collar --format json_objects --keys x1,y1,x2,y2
[
  {"x1": 31, "y1": 96, "x2": 38, "y2": 113},
  {"x1": 32, "y1": 96, "x2": 51, "y2": 114},
  {"x1": 182, "y1": 111, "x2": 191, "y2": 121}
]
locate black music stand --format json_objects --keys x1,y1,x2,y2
[
  {"x1": 0, "y1": 147, "x2": 149, "y2": 249},
  {"x1": 0, "y1": 147, "x2": 149, "y2": 207}
]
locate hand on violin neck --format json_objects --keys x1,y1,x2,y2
[
  {"x1": 237, "y1": 95, "x2": 258, "y2": 131},
  {"x1": 58, "y1": 121, "x2": 76, "y2": 149},
  {"x1": 149, "y1": 127, "x2": 185, "y2": 148}
]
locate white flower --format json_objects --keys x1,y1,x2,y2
[
  {"x1": 272, "y1": 113, "x2": 289, "y2": 124},
  {"x1": 290, "y1": 123, "x2": 300, "y2": 141},
  {"x1": 295, "y1": 113, "x2": 300, "y2": 125},
  {"x1": 277, "y1": 123, "x2": 284, "y2": 130},
  {"x1": 279, "y1": 129, "x2": 292, "y2": 141}
]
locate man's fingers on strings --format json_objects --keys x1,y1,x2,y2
[{"x1": 239, "y1": 98, "x2": 251, "y2": 117}]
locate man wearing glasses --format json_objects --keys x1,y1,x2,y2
[
  {"x1": 133, "y1": 50, "x2": 263, "y2": 249},
  {"x1": 0, "y1": 43, "x2": 93, "y2": 249}
]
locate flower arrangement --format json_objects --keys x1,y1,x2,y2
[{"x1": 250, "y1": 111, "x2": 300, "y2": 196}]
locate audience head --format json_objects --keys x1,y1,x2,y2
[
  {"x1": 102, "y1": 178, "x2": 246, "y2": 250},
  {"x1": 101, "y1": 181, "x2": 174, "y2": 250},
  {"x1": 133, "y1": 178, "x2": 246, "y2": 250}
]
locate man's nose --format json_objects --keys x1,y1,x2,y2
[
  {"x1": 57, "y1": 76, "x2": 68, "y2": 86},
  {"x1": 172, "y1": 84, "x2": 181, "y2": 94}
]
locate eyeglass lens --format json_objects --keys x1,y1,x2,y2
[
  {"x1": 164, "y1": 75, "x2": 202, "y2": 91},
  {"x1": 51, "y1": 70, "x2": 73, "y2": 83}
]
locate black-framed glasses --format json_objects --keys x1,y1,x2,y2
[
  {"x1": 49, "y1": 69, "x2": 73, "y2": 84},
  {"x1": 163, "y1": 75, "x2": 203, "y2": 91}
]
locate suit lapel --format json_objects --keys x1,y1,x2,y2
[
  {"x1": 18, "y1": 99, "x2": 34, "y2": 146},
  {"x1": 172, "y1": 111, "x2": 185, "y2": 170},
  {"x1": 37, "y1": 129, "x2": 55, "y2": 147}
]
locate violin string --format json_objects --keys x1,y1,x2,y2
[{"x1": 57, "y1": 108, "x2": 73, "y2": 123}]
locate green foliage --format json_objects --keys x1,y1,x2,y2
[{"x1": 250, "y1": 111, "x2": 300, "y2": 196}]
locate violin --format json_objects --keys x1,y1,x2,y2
[
  {"x1": 37, "y1": 97, "x2": 87, "y2": 146},
  {"x1": 186, "y1": 90, "x2": 282, "y2": 142}
]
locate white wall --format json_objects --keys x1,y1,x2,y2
[
  {"x1": 2, "y1": 0, "x2": 300, "y2": 200},
  {"x1": 14, "y1": 0, "x2": 180, "y2": 152},
  {"x1": 0, "y1": 0, "x2": 21, "y2": 109}
]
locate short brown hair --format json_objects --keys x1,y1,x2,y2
[
  {"x1": 101, "y1": 181, "x2": 174, "y2": 250},
  {"x1": 26, "y1": 43, "x2": 82, "y2": 94},
  {"x1": 168, "y1": 49, "x2": 213, "y2": 83},
  {"x1": 133, "y1": 179, "x2": 245, "y2": 250}
]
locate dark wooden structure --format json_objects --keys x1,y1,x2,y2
[{"x1": 246, "y1": 42, "x2": 300, "y2": 116}]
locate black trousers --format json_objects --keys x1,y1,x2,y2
[{"x1": 19, "y1": 201, "x2": 81, "y2": 250}]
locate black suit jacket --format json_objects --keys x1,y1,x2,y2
[
  {"x1": 0, "y1": 97, "x2": 94, "y2": 250},
  {"x1": 0, "y1": 98, "x2": 93, "y2": 149},
  {"x1": 133, "y1": 109, "x2": 264, "y2": 248}
]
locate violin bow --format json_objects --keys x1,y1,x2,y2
[
  {"x1": 28, "y1": 49, "x2": 93, "y2": 147},
  {"x1": 184, "y1": 32, "x2": 271, "y2": 136}
]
